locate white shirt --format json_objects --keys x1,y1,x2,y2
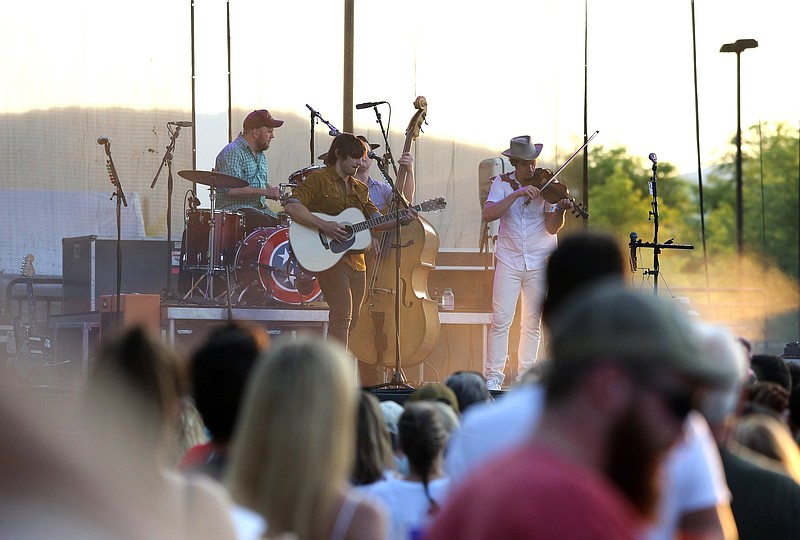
[
  {"x1": 485, "y1": 172, "x2": 558, "y2": 271},
  {"x1": 356, "y1": 477, "x2": 451, "y2": 540}
]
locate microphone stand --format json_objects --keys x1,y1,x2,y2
[
  {"x1": 368, "y1": 156, "x2": 413, "y2": 390},
  {"x1": 634, "y1": 156, "x2": 694, "y2": 295},
  {"x1": 370, "y1": 104, "x2": 398, "y2": 176},
  {"x1": 103, "y1": 141, "x2": 127, "y2": 332},
  {"x1": 306, "y1": 104, "x2": 340, "y2": 164},
  {"x1": 151, "y1": 123, "x2": 185, "y2": 300}
]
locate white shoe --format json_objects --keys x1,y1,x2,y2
[{"x1": 486, "y1": 379, "x2": 502, "y2": 391}]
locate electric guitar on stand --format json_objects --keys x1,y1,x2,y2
[
  {"x1": 289, "y1": 198, "x2": 447, "y2": 272},
  {"x1": 12, "y1": 254, "x2": 53, "y2": 382}
]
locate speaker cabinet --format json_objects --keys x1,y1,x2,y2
[{"x1": 62, "y1": 236, "x2": 176, "y2": 314}]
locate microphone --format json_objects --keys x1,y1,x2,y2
[
  {"x1": 305, "y1": 103, "x2": 319, "y2": 115},
  {"x1": 189, "y1": 190, "x2": 201, "y2": 208},
  {"x1": 367, "y1": 150, "x2": 383, "y2": 164},
  {"x1": 168, "y1": 121, "x2": 193, "y2": 127},
  {"x1": 97, "y1": 137, "x2": 111, "y2": 145},
  {"x1": 629, "y1": 232, "x2": 638, "y2": 272},
  {"x1": 648, "y1": 153, "x2": 657, "y2": 164},
  {"x1": 356, "y1": 101, "x2": 388, "y2": 109}
]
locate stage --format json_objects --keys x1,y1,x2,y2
[{"x1": 42, "y1": 303, "x2": 492, "y2": 389}]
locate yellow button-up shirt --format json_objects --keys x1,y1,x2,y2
[{"x1": 289, "y1": 165, "x2": 379, "y2": 271}]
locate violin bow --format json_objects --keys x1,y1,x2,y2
[{"x1": 539, "y1": 130, "x2": 599, "y2": 191}]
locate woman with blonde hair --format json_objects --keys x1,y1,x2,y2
[{"x1": 227, "y1": 334, "x2": 386, "y2": 540}]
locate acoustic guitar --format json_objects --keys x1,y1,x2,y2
[{"x1": 289, "y1": 197, "x2": 446, "y2": 272}]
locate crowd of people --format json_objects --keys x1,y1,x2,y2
[{"x1": 3, "y1": 119, "x2": 800, "y2": 539}]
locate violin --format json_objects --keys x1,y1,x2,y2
[{"x1": 522, "y1": 167, "x2": 589, "y2": 219}]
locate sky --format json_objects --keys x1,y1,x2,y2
[{"x1": 1, "y1": 0, "x2": 798, "y2": 175}]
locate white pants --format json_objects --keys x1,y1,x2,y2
[{"x1": 484, "y1": 259, "x2": 546, "y2": 387}]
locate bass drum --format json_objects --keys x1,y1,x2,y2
[{"x1": 233, "y1": 227, "x2": 323, "y2": 305}]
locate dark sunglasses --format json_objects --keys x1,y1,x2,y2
[{"x1": 630, "y1": 368, "x2": 696, "y2": 421}]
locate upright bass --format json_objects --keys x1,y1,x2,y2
[{"x1": 350, "y1": 96, "x2": 441, "y2": 369}]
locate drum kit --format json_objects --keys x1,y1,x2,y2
[{"x1": 176, "y1": 167, "x2": 323, "y2": 306}]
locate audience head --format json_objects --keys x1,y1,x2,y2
[
  {"x1": 352, "y1": 390, "x2": 396, "y2": 485},
  {"x1": 694, "y1": 323, "x2": 751, "y2": 428},
  {"x1": 445, "y1": 371, "x2": 493, "y2": 413},
  {"x1": 542, "y1": 230, "x2": 626, "y2": 328},
  {"x1": 190, "y1": 322, "x2": 263, "y2": 445},
  {"x1": 84, "y1": 326, "x2": 186, "y2": 464},
  {"x1": 750, "y1": 354, "x2": 792, "y2": 393},
  {"x1": 226, "y1": 334, "x2": 358, "y2": 539},
  {"x1": 398, "y1": 401, "x2": 459, "y2": 514},
  {"x1": 379, "y1": 400, "x2": 404, "y2": 450},
  {"x1": 545, "y1": 283, "x2": 730, "y2": 519},
  {"x1": 742, "y1": 381, "x2": 790, "y2": 418},
  {"x1": 408, "y1": 383, "x2": 460, "y2": 414}
]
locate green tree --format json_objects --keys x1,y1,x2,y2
[{"x1": 701, "y1": 122, "x2": 800, "y2": 279}]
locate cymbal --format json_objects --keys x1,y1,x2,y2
[{"x1": 178, "y1": 170, "x2": 248, "y2": 188}]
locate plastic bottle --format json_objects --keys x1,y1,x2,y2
[{"x1": 442, "y1": 288, "x2": 455, "y2": 311}]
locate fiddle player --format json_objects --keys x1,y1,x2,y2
[
  {"x1": 483, "y1": 135, "x2": 572, "y2": 391},
  {"x1": 214, "y1": 109, "x2": 283, "y2": 230},
  {"x1": 284, "y1": 133, "x2": 416, "y2": 349}
]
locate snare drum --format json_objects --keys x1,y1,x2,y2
[
  {"x1": 288, "y1": 164, "x2": 326, "y2": 185},
  {"x1": 234, "y1": 227, "x2": 322, "y2": 305},
  {"x1": 184, "y1": 209, "x2": 244, "y2": 271}
]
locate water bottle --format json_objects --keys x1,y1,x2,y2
[{"x1": 442, "y1": 288, "x2": 455, "y2": 311}]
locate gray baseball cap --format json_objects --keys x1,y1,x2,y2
[{"x1": 548, "y1": 282, "x2": 732, "y2": 387}]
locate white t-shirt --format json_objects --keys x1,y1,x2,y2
[
  {"x1": 645, "y1": 411, "x2": 731, "y2": 540},
  {"x1": 356, "y1": 477, "x2": 451, "y2": 540}
]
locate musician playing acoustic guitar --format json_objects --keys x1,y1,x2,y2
[
  {"x1": 284, "y1": 133, "x2": 416, "y2": 349},
  {"x1": 483, "y1": 135, "x2": 573, "y2": 391}
]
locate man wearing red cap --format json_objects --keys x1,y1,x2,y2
[{"x1": 215, "y1": 109, "x2": 284, "y2": 229}]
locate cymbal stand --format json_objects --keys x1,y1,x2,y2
[
  {"x1": 183, "y1": 182, "x2": 222, "y2": 302},
  {"x1": 150, "y1": 123, "x2": 185, "y2": 300}
]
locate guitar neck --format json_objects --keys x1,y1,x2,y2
[
  {"x1": 26, "y1": 279, "x2": 37, "y2": 335},
  {"x1": 354, "y1": 203, "x2": 423, "y2": 233}
]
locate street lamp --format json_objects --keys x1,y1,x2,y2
[{"x1": 720, "y1": 38, "x2": 758, "y2": 255}]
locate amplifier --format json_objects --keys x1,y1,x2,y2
[
  {"x1": 99, "y1": 293, "x2": 161, "y2": 342},
  {"x1": 62, "y1": 236, "x2": 178, "y2": 313}
]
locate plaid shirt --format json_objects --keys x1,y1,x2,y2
[{"x1": 214, "y1": 135, "x2": 276, "y2": 218}]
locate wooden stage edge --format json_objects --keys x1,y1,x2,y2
[{"x1": 162, "y1": 304, "x2": 492, "y2": 361}]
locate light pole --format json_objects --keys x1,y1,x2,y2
[{"x1": 720, "y1": 39, "x2": 758, "y2": 255}]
